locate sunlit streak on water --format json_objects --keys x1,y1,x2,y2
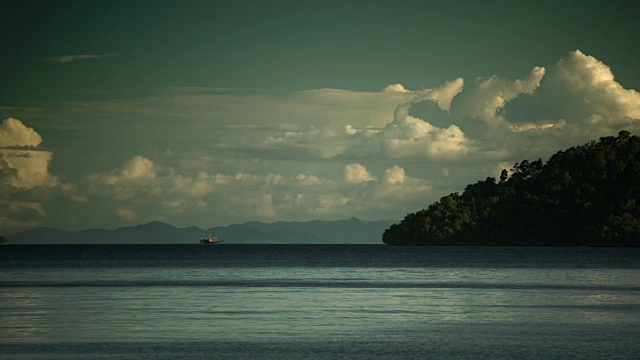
[{"x1": 1, "y1": 245, "x2": 639, "y2": 359}]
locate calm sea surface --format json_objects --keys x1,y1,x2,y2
[{"x1": 1, "y1": 244, "x2": 639, "y2": 359}]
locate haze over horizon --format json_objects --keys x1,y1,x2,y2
[{"x1": 2, "y1": 1, "x2": 639, "y2": 234}]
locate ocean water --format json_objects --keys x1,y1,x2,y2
[{"x1": 1, "y1": 244, "x2": 639, "y2": 359}]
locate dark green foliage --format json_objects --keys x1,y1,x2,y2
[{"x1": 383, "y1": 131, "x2": 640, "y2": 246}]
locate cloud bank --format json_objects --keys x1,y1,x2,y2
[
  {"x1": 77, "y1": 156, "x2": 431, "y2": 227},
  {"x1": 3, "y1": 50, "x2": 640, "y2": 233}
]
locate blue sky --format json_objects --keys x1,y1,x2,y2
[{"x1": 1, "y1": 1, "x2": 639, "y2": 233}]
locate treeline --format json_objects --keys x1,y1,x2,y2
[{"x1": 383, "y1": 131, "x2": 640, "y2": 246}]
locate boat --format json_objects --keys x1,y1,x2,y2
[{"x1": 200, "y1": 233, "x2": 221, "y2": 244}]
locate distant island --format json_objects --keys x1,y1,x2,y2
[
  {"x1": 7, "y1": 217, "x2": 395, "y2": 244},
  {"x1": 384, "y1": 131, "x2": 640, "y2": 246}
]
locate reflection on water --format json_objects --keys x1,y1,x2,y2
[
  {"x1": 2, "y1": 267, "x2": 639, "y2": 344},
  {"x1": 1, "y1": 245, "x2": 639, "y2": 358},
  {"x1": 0, "y1": 289, "x2": 50, "y2": 342}
]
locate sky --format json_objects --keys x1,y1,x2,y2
[{"x1": 1, "y1": 0, "x2": 639, "y2": 234}]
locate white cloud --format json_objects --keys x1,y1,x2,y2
[
  {"x1": 383, "y1": 84, "x2": 410, "y2": 93},
  {"x1": 383, "y1": 166, "x2": 405, "y2": 184},
  {"x1": 92, "y1": 156, "x2": 157, "y2": 186},
  {"x1": 6, "y1": 50, "x2": 640, "y2": 235},
  {"x1": 282, "y1": 88, "x2": 415, "y2": 129},
  {"x1": 371, "y1": 165, "x2": 432, "y2": 205},
  {"x1": 71, "y1": 155, "x2": 437, "y2": 229},
  {"x1": 0, "y1": 119, "x2": 57, "y2": 232},
  {"x1": 477, "y1": 50, "x2": 640, "y2": 163},
  {"x1": 543, "y1": 50, "x2": 640, "y2": 125},
  {"x1": 453, "y1": 66, "x2": 546, "y2": 126},
  {"x1": 258, "y1": 127, "x2": 348, "y2": 159},
  {"x1": 0, "y1": 118, "x2": 42, "y2": 147},
  {"x1": 224, "y1": 79, "x2": 468, "y2": 162},
  {"x1": 510, "y1": 120, "x2": 564, "y2": 133},
  {"x1": 412, "y1": 78, "x2": 464, "y2": 112},
  {"x1": 0, "y1": 149, "x2": 58, "y2": 189},
  {"x1": 378, "y1": 115, "x2": 471, "y2": 159},
  {"x1": 0, "y1": 118, "x2": 57, "y2": 190},
  {"x1": 383, "y1": 79, "x2": 464, "y2": 111},
  {"x1": 82, "y1": 157, "x2": 347, "y2": 226},
  {"x1": 120, "y1": 156, "x2": 157, "y2": 179},
  {"x1": 344, "y1": 163, "x2": 377, "y2": 183}
]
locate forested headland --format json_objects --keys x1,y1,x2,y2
[{"x1": 383, "y1": 131, "x2": 640, "y2": 246}]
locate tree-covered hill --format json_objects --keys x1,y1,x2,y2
[{"x1": 383, "y1": 131, "x2": 640, "y2": 246}]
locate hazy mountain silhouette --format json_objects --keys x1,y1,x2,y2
[
  {"x1": 209, "y1": 217, "x2": 394, "y2": 244},
  {"x1": 6, "y1": 218, "x2": 395, "y2": 244}
]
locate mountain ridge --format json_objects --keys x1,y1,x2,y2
[{"x1": 6, "y1": 218, "x2": 396, "y2": 244}]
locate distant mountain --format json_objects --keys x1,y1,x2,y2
[
  {"x1": 208, "y1": 217, "x2": 396, "y2": 244},
  {"x1": 6, "y1": 218, "x2": 396, "y2": 244},
  {"x1": 6, "y1": 222, "x2": 206, "y2": 244}
]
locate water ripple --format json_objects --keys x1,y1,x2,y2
[{"x1": 2, "y1": 280, "x2": 639, "y2": 291}]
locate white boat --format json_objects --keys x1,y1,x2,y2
[{"x1": 199, "y1": 233, "x2": 221, "y2": 244}]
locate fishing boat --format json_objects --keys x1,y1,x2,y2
[{"x1": 199, "y1": 233, "x2": 221, "y2": 244}]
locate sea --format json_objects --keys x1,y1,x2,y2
[{"x1": 1, "y1": 244, "x2": 639, "y2": 359}]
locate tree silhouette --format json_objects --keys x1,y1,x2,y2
[{"x1": 383, "y1": 131, "x2": 640, "y2": 246}]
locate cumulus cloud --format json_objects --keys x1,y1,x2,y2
[
  {"x1": 383, "y1": 79, "x2": 464, "y2": 111},
  {"x1": 7, "y1": 50, "x2": 640, "y2": 234},
  {"x1": 90, "y1": 155, "x2": 158, "y2": 186},
  {"x1": 344, "y1": 163, "x2": 377, "y2": 183},
  {"x1": 543, "y1": 50, "x2": 640, "y2": 126},
  {"x1": 376, "y1": 101, "x2": 471, "y2": 160},
  {"x1": 478, "y1": 50, "x2": 640, "y2": 163},
  {"x1": 0, "y1": 150, "x2": 58, "y2": 189},
  {"x1": 0, "y1": 118, "x2": 42, "y2": 147},
  {"x1": 483, "y1": 50, "x2": 640, "y2": 142},
  {"x1": 288, "y1": 88, "x2": 414, "y2": 128},
  {"x1": 355, "y1": 80, "x2": 468, "y2": 160},
  {"x1": 344, "y1": 83, "x2": 471, "y2": 161},
  {"x1": 257, "y1": 127, "x2": 348, "y2": 159},
  {"x1": 383, "y1": 165, "x2": 405, "y2": 184},
  {"x1": 73, "y1": 155, "x2": 435, "y2": 229},
  {"x1": 339, "y1": 50, "x2": 640, "y2": 173},
  {"x1": 120, "y1": 156, "x2": 157, "y2": 179},
  {"x1": 370, "y1": 165, "x2": 432, "y2": 205},
  {"x1": 84, "y1": 156, "x2": 342, "y2": 225},
  {"x1": 453, "y1": 66, "x2": 546, "y2": 126},
  {"x1": 0, "y1": 118, "x2": 58, "y2": 233},
  {"x1": 0, "y1": 118, "x2": 57, "y2": 190},
  {"x1": 230, "y1": 79, "x2": 468, "y2": 162},
  {"x1": 382, "y1": 84, "x2": 411, "y2": 93},
  {"x1": 412, "y1": 78, "x2": 464, "y2": 112},
  {"x1": 510, "y1": 121, "x2": 564, "y2": 133}
]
